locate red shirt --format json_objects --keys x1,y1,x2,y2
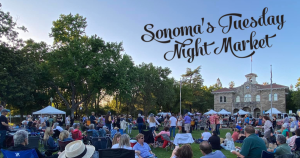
[
  {"x1": 232, "y1": 131, "x2": 239, "y2": 141},
  {"x1": 215, "y1": 115, "x2": 220, "y2": 124}
]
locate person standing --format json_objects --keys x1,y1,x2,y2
[
  {"x1": 169, "y1": 113, "x2": 177, "y2": 139},
  {"x1": 177, "y1": 115, "x2": 183, "y2": 133},
  {"x1": 56, "y1": 115, "x2": 63, "y2": 126},
  {"x1": 39, "y1": 114, "x2": 46, "y2": 124},
  {"x1": 65, "y1": 115, "x2": 71, "y2": 130},
  {"x1": 90, "y1": 112, "x2": 96, "y2": 125},
  {"x1": 263, "y1": 116, "x2": 273, "y2": 142},
  {"x1": 209, "y1": 114, "x2": 215, "y2": 131},
  {"x1": 0, "y1": 109, "x2": 10, "y2": 150},
  {"x1": 48, "y1": 115, "x2": 54, "y2": 128},
  {"x1": 258, "y1": 115, "x2": 263, "y2": 126},
  {"x1": 105, "y1": 112, "x2": 112, "y2": 131},
  {"x1": 137, "y1": 114, "x2": 145, "y2": 133},
  {"x1": 215, "y1": 114, "x2": 220, "y2": 135},
  {"x1": 0, "y1": 105, "x2": 3, "y2": 113},
  {"x1": 184, "y1": 113, "x2": 191, "y2": 133}
]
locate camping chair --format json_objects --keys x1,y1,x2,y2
[
  {"x1": 1, "y1": 149, "x2": 39, "y2": 158},
  {"x1": 25, "y1": 136, "x2": 40, "y2": 149},
  {"x1": 98, "y1": 148, "x2": 135, "y2": 158},
  {"x1": 86, "y1": 131, "x2": 94, "y2": 144},
  {"x1": 58, "y1": 140, "x2": 74, "y2": 152},
  {"x1": 141, "y1": 130, "x2": 154, "y2": 145},
  {"x1": 154, "y1": 134, "x2": 174, "y2": 151},
  {"x1": 276, "y1": 154, "x2": 295, "y2": 158},
  {"x1": 42, "y1": 140, "x2": 59, "y2": 156},
  {"x1": 91, "y1": 137, "x2": 112, "y2": 151},
  {"x1": 119, "y1": 129, "x2": 124, "y2": 135},
  {"x1": 261, "y1": 150, "x2": 274, "y2": 158}
]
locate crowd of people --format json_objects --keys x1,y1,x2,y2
[{"x1": 1, "y1": 106, "x2": 300, "y2": 158}]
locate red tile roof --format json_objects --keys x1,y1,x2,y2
[
  {"x1": 212, "y1": 88, "x2": 235, "y2": 93},
  {"x1": 255, "y1": 83, "x2": 288, "y2": 89}
]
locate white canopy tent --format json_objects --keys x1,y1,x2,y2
[
  {"x1": 234, "y1": 109, "x2": 249, "y2": 115},
  {"x1": 265, "y1": 108, "x2": 282, "y2": 114},
  {"x1": 32, "y1": 106, "x2": 66, "y2": 115},
  {"x1": 204, "y1": 109, "x2": 217, "y2": 115},
  {"x1": 218, "y1": 109, "x2": 231, "y2": 115}
]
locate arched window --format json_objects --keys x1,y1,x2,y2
[
  {"x1": 236, "y1": 96, "x2": 240, "y2": 102},
  {"x1": 224, "y1": 96, "x2": 226, "y2": 102},
  {"x1": 220, "y1": 96, "x2": 223, "y2": 102},
  {"x1": 244, "y1": 94, "x2": 251, "y2": 102},
  {"x1": 256, "y1": 95, "x2": 260, "y2": 102},
  {"x1": 269, "y1": 94, "x2": 272, "y2": 101},
  {"x1": 274, "y1": 93, "x2": 278, "y2": 101}
]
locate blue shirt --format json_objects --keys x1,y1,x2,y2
[
  {"x1": 258, "y1": 119, "x2": 262, "y2": 125},
  {"x1": 133, "y1": 142, "x2": 151, "y2": 158},
  {"x1": 88, "y1": 129, "x2": 99, "y2": 137},
  {"x1": 184, "y1": 116, "x2": 191, "y2": 124},
  {"x1": 245, "y1": 117, "x2": 249, "y2": 124},
  {"x1": 291, "y1": 121, "x2": 298, "y2": 130},
  {"x1": 137, "y1": 117, "x2": 144, "y2": 124},
  {"x1": 47, "y1": 136, "x2": 58, "y2": 149},
  {"x1": 61, "y1": 138, "x2": 73, "y2": 142},
  {"x1": 200, "y1": 150, "x2": 226, "y2": 158},
  {"x1": 236, "y1": 125, "x2": 241, "y2": 131}
]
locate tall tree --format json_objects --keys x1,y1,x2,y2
[{"x1": 46, "y1": 13, "x2": 123, "y2": 117}]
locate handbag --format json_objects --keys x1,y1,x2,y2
[{"x1": 290, "y1": 125, "x2": 297, "y2": 132}]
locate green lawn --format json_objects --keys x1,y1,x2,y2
[{"x1": 129, "y1": 128, "x2": 242, "y2": 158}]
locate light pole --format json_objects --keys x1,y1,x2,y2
[
  {"x1": 50, "y1": 97, "x2": 53, "y2": 106},
  {"x1": 180, "y1": 77, "x2": 186, "y2": 115}
]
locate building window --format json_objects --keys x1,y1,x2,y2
[
  {"x1": 269, "y1": 94, "x2": 271, "y2": 101},
  {"x1": 236, "y1": 96, "x2": 240, "y2": 102},
  {"x1": 274, "y1": 93, "x2": 278, "y2": 101},
  {"x1": 224, "y1": 96, "x2": 226, "y2": 102},
  {"x1": 244, "y1": 94, "x2": 251, "y2": 102},
  {"x1": 220, "y1": 96, "x2": 223, "y2": 102},
  {"x1": 256, "y1": 95, "x2": 260, "y2": 102}
]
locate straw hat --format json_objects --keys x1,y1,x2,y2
[{"x1": 58, "y1": 140, "x2": 95, "y2": 158}]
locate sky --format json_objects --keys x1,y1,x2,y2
[{"x1": 2, "y1": 0, "x2": 300, "y2": 88}]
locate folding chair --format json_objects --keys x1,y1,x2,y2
[
  {"x1": 42, "y1": 140, "x2": 59, "y2": 156},
  {"x1": 86, "y1": 131, "x2": 94, "y2": 144},
  {"x1": 25, "y1": 136, "x2": 40, "y2": 149},
  {"x1": 141, "y1": 130, "x2": 154, "y2": 144},
  {"x1": 98, "y1": 148, "x2": 135, "y2": 158},
  {"x1": 91, "y1": 137, "x2": 112, "y2": 151},
  {"x1": 58, "y1": 140, "x2": 74, "y2": 152},
  {"x1": 261, "y1": 150, "x2": 274, "y2": 158},
  {"x1": 1, "y1": 149, "x2": 39, "y2": 158}
]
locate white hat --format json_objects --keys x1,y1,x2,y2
[{"x1": 58, "y1": 140, "x2": 95, "y2": 158}]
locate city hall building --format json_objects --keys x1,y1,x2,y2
[{"x1": 211, "y1": 73, "x2": 289, "y2": 118}]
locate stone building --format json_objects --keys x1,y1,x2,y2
[{"x1": 211, "y1": 73, "x2": 289, "y2": 118}]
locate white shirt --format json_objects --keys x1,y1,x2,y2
[
  {"x1": 170, "y1": 116, "x2": 177, "y2": 126},
  {"x1": 54, "y1": 126, "x2": 63, "y2": 132},
  {"x1": 202, "y1": 132, "x2": 212, "y2": 141},
  {"x1": 147, "y1": 119, "x2": 160, "y2": 128},
  {"x1": 66, "y1": 117, "x2": 70, "y2": 124},
  {"x1": 40, "y1": 117, "x2": 46, "y2": 123}
]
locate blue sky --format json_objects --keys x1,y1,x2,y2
[{"x1": 2, "y1": 0, "x2": 300, "y2": 88}]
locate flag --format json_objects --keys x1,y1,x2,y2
[{"x1": 251, "y1": 56, "x2": 252, "y2": 62}]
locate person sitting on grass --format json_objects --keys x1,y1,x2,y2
[
  {"x1": 58, "y1": 130, "x2": 73, "y2": 142},
  {"x1": 199, "y1": 141, "x2": 226, "y2": 158},
  {"x1": 235, "y1": 123, "x2": 242, "y2": 131},
  {"x1": 133, "y1": 133, "x2": 157, "y2": 158},
  {"x1": 112, "y1": 134, "x2": 141, "y2": 158},
  {"x1": 153, "y1": 127, "x2": 170, "y2": 148},
  {"x1": 170, "y1": 144, "x2": 193, "y2": 158},
  {"x1": 281, "y1": 124, "x2": 289, "y2": 137},
  {"x1": 235, "y1": 130, "x2": 246, "y2": 143},
  {"x1": 199, "y1": 128, "x2": 212, "y2": 142},
  {"x1": 231, "y1": 128, "x2": 239, "y2": 142},
  {"x1": 267, "y1": 134, "x2": 292, "y2": 156},
  {"x1": 231, "y1": 126, "x2": 267, "y2": 158},
  {"x1": 221, "y1": 132, "x2": 235, "y2": 151},
  {"x1": 208, "y1": 131, "x2": 221, "y2": 150}
]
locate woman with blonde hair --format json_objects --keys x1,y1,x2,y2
[
  {"x1": 176, "y1": 115, "x2": 183, "y2": 133},
  {"x1": 59, "y1": 130, "x2": 73, "y2": 142},
  {"x1": 112, "y1": 133, "x2": 122, "y2": 145},
  {"x1": 112, "y1": 134, "x2": 141, "y2": 158},
  {"x1": 147, "y1": 114, "x2": 160, "y2": 135},
  {"x1": 43, "y1": 127, "x2": 58, "y2": 150}
]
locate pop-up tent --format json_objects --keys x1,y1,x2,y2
[
  {"x1": 32, "y1": 106, "x2": 66, "y2": 115},
  {"x1": 204, "y1": 109, "x2": 217, "y2": 115},
  {"x1": 234, "y1": 109, "x2": 249, "y2": 115},
  {"x1": 218, "y1": 109, "x2": 231, "y2": 115},
  {"x1": 265, "y1": 108, "x2": 282, "y2": 114}
]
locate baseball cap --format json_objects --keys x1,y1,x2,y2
[{"x1": 1, "y1": 109, "x2": 9, "y2": 113}]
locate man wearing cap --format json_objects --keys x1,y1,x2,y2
[{"x1": 0, "y1": 109, "x2": 10, "y2": 149}]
